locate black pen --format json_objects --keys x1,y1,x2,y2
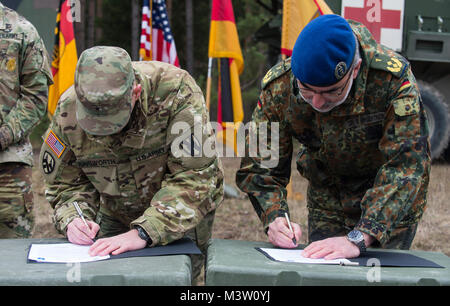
[{"x1": 284, "y1": 212, "x2": 297, "y2": 245}]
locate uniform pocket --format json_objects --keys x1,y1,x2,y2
[
  {"x1": 131, "y1": 148, "x2": 168, "y2": 203},
  {"x1": 343, "y1": 112, "x2": 385, "y2": 145},
  {"x1": 0, "y1": 196, "x2": 23, "y2": 223},
  {"x1": 296, "y1": 146, "x2": 331, "y2": 186},
  {"x1": 0, "y1": 39, "x2": 20, "y2": 89}
]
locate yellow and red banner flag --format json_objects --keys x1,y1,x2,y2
[
  {"x1": 209, "y1": 0, "x2": 244, "y2": 125},
  {"x1": 208, "y1": 0, "x2": 244, "y2": 153},
  {"x1": 48, "y1": 0, "x2": 78, "y2": 115},
  {"x1": 281, "y1": 0, "x2": 333, "y2": 57}
]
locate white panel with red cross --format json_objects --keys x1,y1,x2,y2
[{"x1": 342, "y1": 0, "x2": 405, "y2": 52}]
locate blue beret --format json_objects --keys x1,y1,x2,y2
[{"x1": 291, "y1": 14, "x2": 356, "y2": 87}]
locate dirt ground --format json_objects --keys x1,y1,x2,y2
[{"x1": 31, "y1": 151, "x2": 450, "y2": 256}]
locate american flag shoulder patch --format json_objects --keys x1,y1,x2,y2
[{"x1": 45, "y1": 130, "x2": 66, "y2": 158}]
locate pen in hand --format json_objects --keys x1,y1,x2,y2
[
  {"x1": 73, "y1": 201, "x2": 95, "y2": 241},
  {"x1": 284, "y1": 212, "x2": 297, "y2": 246}
]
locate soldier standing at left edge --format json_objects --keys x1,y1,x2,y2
[{"x1": 0, "y1": 2, "x2": 53, "y2": 238}]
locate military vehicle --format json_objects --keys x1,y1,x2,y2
[
  {"x1": 256, "y1": 0, "x2": 450, "y2": 160},
  {"x1": 328, "y1": 0, "x2": 450, "y2": 160}
]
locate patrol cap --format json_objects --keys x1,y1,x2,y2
[
  {"x1": 291, "y1": 14, "x2": 356, "y2": 87},
  {"x1": 75, "y1": 46, "x2": 135, "y2": 136}
]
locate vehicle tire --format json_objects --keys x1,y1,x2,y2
[
  {"x1": 443, "y1": 144, "x2": 450, "y2": 161},
  {"x1": 418, "y1": 81, "x2": 450, "y2": 160}
]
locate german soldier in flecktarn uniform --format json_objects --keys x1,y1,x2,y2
[
  {"x1": 236, "y1": 14, "x2": 431, "y2": 259},
  {"x1": 0, "y1": 2, "x2": 53, "y2": 238},
  {"x1": 40, "y1": 46, "x2": 223, "y2": 281}
]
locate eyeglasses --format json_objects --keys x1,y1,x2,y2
[{"x1": 297, "y1": 65, "x2": 355, "y2": 101}]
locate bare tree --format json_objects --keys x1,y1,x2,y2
[
  {"x1": 87, "y1": 0, "x2": 96, "y2": 48},
  {"x1": 185, "y1": 0, "x2": 194, "y2": 74},
  {"x1": 74, "y1": 0, "x2": 86, "y2": 54},
  {"x1": 131, "y1": 0, "x2": 140, "y2": 60}
]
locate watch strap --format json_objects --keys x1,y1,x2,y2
[
  {"x1": 135, "y1": 225, "x2": 152, "y2": 246},
  {"x1": 355, "y1": 239, "x2": 366, "y2": 253},
  {"x1": 347, "y1": 230, "x2": 366, "y2": 254}
]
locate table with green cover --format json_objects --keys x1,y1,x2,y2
[
  {"x1": 205, "y1": 239, "x2": 450, "y2": 286},
  {"x1": 0, "y1": 238, "x2": 192, "y2": 285}
]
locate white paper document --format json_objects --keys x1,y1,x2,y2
[
  {"x1": 259, "y1": 248, "x2": 357, "y2": 265},
  {"x1": 28, "y1": 243, "x2": 110, "y2": 263}
]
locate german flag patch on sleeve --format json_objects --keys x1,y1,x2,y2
[
  {"x1": 257, "y1": 99, "x2": 262, "y2": 110},
  {"x1": 399, "y1": 80, "x2": 411, "y2": 92}
]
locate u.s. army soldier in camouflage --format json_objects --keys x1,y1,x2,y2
[
  {"x1": 40, "y1": 46, "x2": 223, "y2": 281},
  {"x1": 0, "y1": 3, "x2": 53, "y2": 238},
  {"x1": 236, "y1": 15, "x2": 430, "y2": 259}
]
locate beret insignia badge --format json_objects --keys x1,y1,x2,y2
[{"x1": 334, "y1": 61, "x2": 347, "y2": 80}]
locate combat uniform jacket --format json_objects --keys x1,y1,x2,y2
[
  {"x1": 40, "y1": 61, "x2": 224, "y2": 247},
  {"x1": 0, "y1": 3, "x2": 53, "y2": 165},
  {"x1": 236, "y1": 20, "x2": 431, "y2": 246}
]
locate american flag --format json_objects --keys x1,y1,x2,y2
[
  {"x1": 45, "y1": 131, "x2": 66, "y2": 158},
  {"x1": 140, "y1": 0, "x2": 179, "y2": 67}
]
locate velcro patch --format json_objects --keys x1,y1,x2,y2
[
  {"x1": 45, "y1": 130, "x2": 66, "y2": 158},
  {"x1": 393, "y1": 98, "x2": 419, "y2": 117}
]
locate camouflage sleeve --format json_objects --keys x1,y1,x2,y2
[
  {"x1": 39, "y1": 97, "x2": 99, "y2": 235},
  {"x1": 0, "y1": 28, "x2": 53, "y2": 150},
  {"x1": 235, "y1": 74, "x2": 294, "y2": 231},
  {"x1": 355, "y1": 68, "x2": 431, "y2": 245},
  {"x1": 130, "y1": 73, "x2": 224, "y2": 246}
]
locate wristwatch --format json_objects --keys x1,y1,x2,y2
[
  {"x1": 135, "y1": 226, "x2": 152, "y2": 246},
  {"x1": 346, "y1": 230, "x2": 366, "y2": 254}
]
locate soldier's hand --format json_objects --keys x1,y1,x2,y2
[
  {"x1": 67, "y1": 218, "x2": 99, "y2": 245},
  {"x1": 88, "y1": 229, "x2": 147, "y2": 256},
  {"x1": 267, "y1": 217, "x2": 302, "y2": 248},
  {"x1": 302, "y1": 236, "x2": 360, "y2": 259}
]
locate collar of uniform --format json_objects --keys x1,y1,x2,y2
[
  {"x1": 329, "y1": 62, "x2": 367, "y2": 117},
  {"x1": 84, "y1": 117, "x2": 147, "y2": 150},
  {"x1": 329, "y1": 22, "x2": 376, "y2": 117},
  {"x1": 134, "y1": 67, "x2": 149, "y2": 115},
  {"x1": 134, "y1": 63, "x2": 165, "y2": 121},
  {"x1": 119, "y1": 68, "x2": 151, "y2": 149}
]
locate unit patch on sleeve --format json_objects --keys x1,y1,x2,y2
[{"x1": 41, "y1": 151, "x2": 55, "y2": 174}]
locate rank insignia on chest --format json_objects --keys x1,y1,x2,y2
[
  {"x1": 6, "y1": 58, "x2": 16, "y2": 71},
  {"x1": 45, "y1": 130, "x2": 66, "y2": 158}
]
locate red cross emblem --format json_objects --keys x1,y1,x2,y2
[{"x1": 343, "y1": 0, "x2": 403, "y2": 44}]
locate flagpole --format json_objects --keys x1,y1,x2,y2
[
  {"x1": 206, "y1": 57, "x2": 213, "y2": 110},
  {"x1": 149, "y1": 0, "x2": 153, "y2": 60}
]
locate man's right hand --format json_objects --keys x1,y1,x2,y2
[
  {"x1": 66, "y1": 218, "x2": 100, "y2": 245},
  {"x1": 267, "y1": 217, "x2": 302, "y2": 248}
]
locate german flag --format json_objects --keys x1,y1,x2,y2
[
  {"x1": 281, "y1": 0, "x2": 333, "y2": 57},
  {"x1": 208, "y1": 0, "x2": 244, "y2": 153},
  {"x1": 48, "y1": 0, "x2": 78, "y2": 115}
]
